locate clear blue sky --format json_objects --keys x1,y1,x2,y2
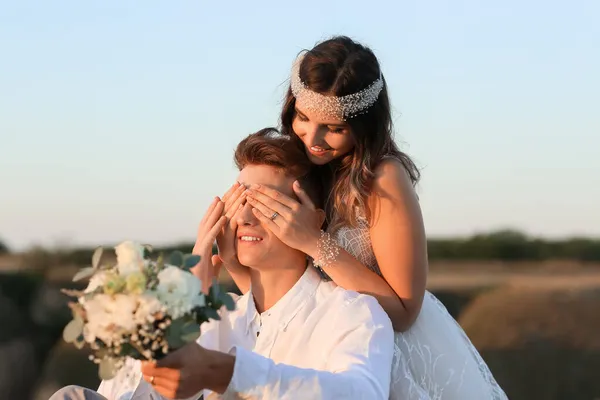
[{"x1": 1, "y1": 0, "x2": 598, "y2": 250}]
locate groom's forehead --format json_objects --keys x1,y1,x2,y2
[{"x1": 238, "y1": 164, "x2": 295, "y2": 197}]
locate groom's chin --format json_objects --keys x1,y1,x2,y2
[{"x1": 237, "y1": 251, "x2": 261, "y2": 268}]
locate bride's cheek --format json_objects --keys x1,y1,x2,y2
[{"x1": 292, "y1": 119, "x2": 304, "y2": 136}]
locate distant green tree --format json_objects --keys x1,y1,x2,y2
[
  {"x1": 20, "y1": 231, "x2": 600, "y2": 267},
  {"x1": 427, "y1": 230, "x2": 600, "y2": 262}
]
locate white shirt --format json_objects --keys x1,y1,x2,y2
[{"x1": 98, "y1": 266, "x2": 394, "y2": 399}]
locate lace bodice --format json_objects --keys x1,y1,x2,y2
[
  {"x1": 327, "y1": 214, "x2": 508, "y2": 400},
  {"x1": 328, "y1": 216, "x2": 381, "y2": 275}
]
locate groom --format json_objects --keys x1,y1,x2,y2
[{"x1": 52, "y1": 128, "x2": 394, "y2": 400}]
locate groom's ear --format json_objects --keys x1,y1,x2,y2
[{"x1": 315, "y1": 209, "x2": 326, "y2": 228}]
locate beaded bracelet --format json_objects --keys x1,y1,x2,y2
[{"x1": 312, "y1": 230, "x2": 340, "y2": 269}]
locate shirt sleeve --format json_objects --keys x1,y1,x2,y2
[
  {"x1": 223, "y1": 295, "x2": 394, "y2": 400},
  {"x1": 96, "y1": 358, "x2": 143, "y2": 400}
]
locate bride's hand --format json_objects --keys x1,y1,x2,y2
[{"x1": 246, "y1": 181, "x2": 324, "y2": 256}]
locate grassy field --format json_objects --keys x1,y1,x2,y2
[
  {"x1": 2, "y1": 253, "x2": 599, "y2": 291},
  {"x1": 2, "y1": 252, "x2": 599, "y2": 399}
]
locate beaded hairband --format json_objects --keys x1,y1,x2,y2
[{"x1": 290, "y1": 52, "x2": 384, "y2": 121}]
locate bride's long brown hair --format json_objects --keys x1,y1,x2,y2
[{"x1": 280, "y1": 36, "x2": 420, "y2": 229}]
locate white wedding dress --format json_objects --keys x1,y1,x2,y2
[{"x1": 327, "y1": 216, "x2": 508, "y2": 400}]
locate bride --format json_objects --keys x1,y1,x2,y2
[{"x1": 201, "y1": 36, "x2": 508, "y2": 399}]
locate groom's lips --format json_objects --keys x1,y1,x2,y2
[{"x1": 237, "y1": 231, "x2": 264, "y2": 244}]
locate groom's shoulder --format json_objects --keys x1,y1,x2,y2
[{"x1": 315, "y1": 282, "x2": 390, "y2": 325}]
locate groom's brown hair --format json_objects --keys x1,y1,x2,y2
[{"x1": 234, "y1": 128, "x2": 323, "y2": 208}]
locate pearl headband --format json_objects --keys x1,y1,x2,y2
[{"x1": 290, "y1": 52, "x2": 384, "y2": 121}]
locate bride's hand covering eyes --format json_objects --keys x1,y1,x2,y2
[{"x1": 246, "y1": 181, "x2": 324, "y2": 256}]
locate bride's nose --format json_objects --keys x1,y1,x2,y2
[
  {"x1": 236, "y1": 202, "x2": 258, "y2": 226},
  {"x1": 302, "y1": 124, "x2": 327, "y2": 147}
]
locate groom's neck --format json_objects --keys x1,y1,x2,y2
[{"x1": 249, "y1": 257, "x2": 307, "y2": 313}]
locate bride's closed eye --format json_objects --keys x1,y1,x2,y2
[
  {"x1": 295, "y1": 109, "x2": 347, "y2": 133},
  {"x1": 327, "y1": 126, "x2": 345, "y2": 134},
  {"x1": 296, "y1": 113, "x2": 309, "y2": 122}
]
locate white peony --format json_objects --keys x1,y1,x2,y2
[
  {"x1": 155, "y1": 266, "x2": 205, "y2": 319},
  {"x1": 115, "y1": 241, "x2": 145, "y2": 276},
  {"x1": 83, "y1": 293, "x2": 138, "y2": 345}
]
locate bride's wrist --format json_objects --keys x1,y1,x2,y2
[
  {"x1": 310, "y1": 230, "x2": 340, "y2": 269},
  {"x1": 303, "y1": 231, "x2": 321, "y2": 261}
]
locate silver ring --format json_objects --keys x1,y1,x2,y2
[{"x1": 270, "y1": 212, "x2": 279, "y2": 221}]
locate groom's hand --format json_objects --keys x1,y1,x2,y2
[{"x1": 141, "y1": 343, "x2": 235, "y2": 399}]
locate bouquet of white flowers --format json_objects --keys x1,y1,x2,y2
[{"x1": 61, "y1": 240, "x2": 234, "y2": 380}]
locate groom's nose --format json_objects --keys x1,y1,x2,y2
[{"x1": 236, "y1": 202, "x2": 258, "y2": 226}]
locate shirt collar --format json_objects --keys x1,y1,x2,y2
[{"x1": 241, "y1": 265, "x2": 322, "y2": 335}]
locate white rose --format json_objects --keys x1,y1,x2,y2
[
  {"x1": 108, "y1": 294, "x2": 139, "y2": 331},
  {"x1": 82, "y1": 294, "x2": 116, "y2": 344},
  {"x1": 83, "y1": 293, "x2": 138, "y2": 345},
  {"x1": 115, "y1": 241, "x2": 145, "y2": 276},
  {"x1": 155, "y1": 266, "x2": 205, "y2": 319}
]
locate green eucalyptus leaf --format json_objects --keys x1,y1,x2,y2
[
  {"x1": 119, "y1": 342, "x2": 142, "y2": 359},
  {"x1": 209, "y1": 280, "x2": 221, "y2": 299},
  {"x1": 72, "y1": 267, "x2": 96, "y2": 282},
  {"x1": 180, "y1": 322, "x2": 201, "y2": 343},
  {"x1": 98, "y1": 358, "x2": 118, "y2": 381},
  {"x1": 165, "y1": 318, "x2": 186, "y2": 349},
  {"x1": 92, "y1": 247, "x2": 103, "y2": 269},
  {"x1": 220, "y1": 292, "x2": 236, "y2": 311},
  {"x1": 63, "y1": 318, "x2": 84, "y2": 343},
  {"x1": 169, "y1": 251, "x2": 184, "y2": 267},
  {"x1": 182, "y1": 254, "x2": 201, "y2": 270},
  {"x1": 203, "y1": 307, "x2": 221, "y2": 321}
]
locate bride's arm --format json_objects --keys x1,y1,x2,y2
[
  {"x1": 306, "y1": 159, "x2": 428, "y2": 332},
  {"x1": 248, "y1": 160, "x2": 427, "y2": 332}
]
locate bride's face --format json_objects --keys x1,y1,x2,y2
[
  {"x1": 291, "y1": 105, "x2": 355, "y2": 165},
  {"x1": 234, "y1": 164, "x2": 304, "y2": 268}
]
